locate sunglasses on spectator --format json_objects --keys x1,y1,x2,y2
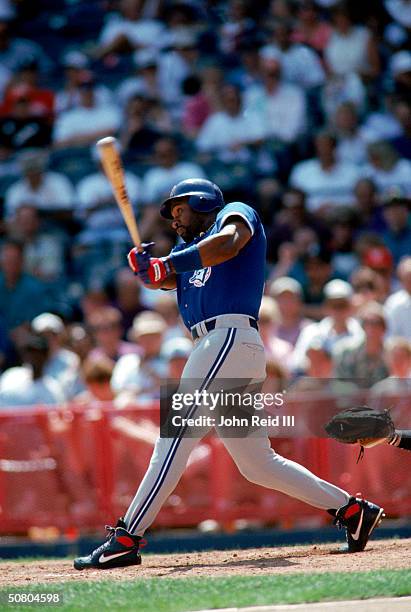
[
  {"x1": 90, "y1": 323, "x2": 119, "y2": 332},
  {"x1": 327, "y1": 300, "x2": 350, "y2": 310},
  {"x1": 362, "y1": 318, "x2": 385, "y2": 327}
]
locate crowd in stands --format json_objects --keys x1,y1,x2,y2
[{"x1": 0, "y1": 0, "x2": 410, "y2": 407}]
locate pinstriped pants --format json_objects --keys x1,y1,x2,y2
[{"x1": 125, "y1": 318, "x2": 350, "y2": 536}]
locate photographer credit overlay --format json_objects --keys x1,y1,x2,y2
[
  {"x1": 160, "y1": 378, "x2": 292, "y2": 438},
  {"x1": 160, "y1": 378, "x2": 411, "y2": 440}
]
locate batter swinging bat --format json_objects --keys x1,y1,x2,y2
[{"x1": 96, "y1": 136, "x2": 142, "y2": 250}]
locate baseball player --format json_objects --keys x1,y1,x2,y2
[{"x1": 74, "y1": 178, "x2": 383, "y2": 570}]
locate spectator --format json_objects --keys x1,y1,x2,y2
[
  {"x1": 161, "y1": 336, "x2": 192, "y2": 379},
  {"x1": 385, "y1": 256, "x2": 411, "y2": 339},
  {"x1": 350, "y1": 267, "x2": 386, "y2": 312},
  {"x1": 333, "y1": 101, "x2": 368, "y2": 165},
  {"x1": 303, "y1": 338, "x2": 334, "y2": 379},
  {"x1": 334, "y1": 302, "x2": 389, "y2": 388},
  {"x1": 87, "y1": 306, "x2": 140, "y2": 362},
  {"x1": 157, "y1": 31, "x2": 201, "y2": 114},
  {"x1": 258, "y1": 296, "x2": 293, "y2": 373},
  {"x1": 228, "y1": 37, "x2": 263, "y2": 90},
  {"x1": 66, "y1": 323, "x2": 94, "y2": 364},
  {"x1": 363, "y1": 141, "x2": 411, "y2": 194},
  {"x1": 267, "y1": 188, "x2": 330, "y2": 262},
  {"x1": 300, "y1": 245, "x2": 334, "y2": 316},
  {"x1": 292, "y1": 279, "x2": 364, "y2": 370},
  {"x1": 390, "y1": 100, "x2": 411, "y2": 160},
  {"x1": 4, "y1": 149, "x2": 75, "y2": 220},
  {"x1": 268, "y1": 277, "x2": 312, "y2": 346},
  {"x1": 139, "y1": 136, "x2": 205, "y2": 238},
  {"x1": 119, "y1": 92, "x2": 163, "y2": 160},
  {"x1": 289, "y1": 130, "x2": 360, "y2": 214},
  {"x1": 0, "y1": 84, "x2": 52, "y2": 151},
  {"x1": 31, "y1": 312, "x2": 82, "y2": 399},
  {"x1": 116, "y1": 48, "x2": 161, "y2": 108},
  {"x1": 324, "y1": 3, "x2": 380, "y2": 78},
  {"x1": 75, "y1": 146, "x2": 141, "y2": 246},
  {"x1": 53, "y1": 74, "x2": 121, "y2": 149},
  {"x1": 0, "y1": 57, "x2": 54, "y2": 119},
  {"x1": 6, "y1": 205, "x2": 66, "y2": 284},
  {"x1": 292, "y1": 0, "x2": 332, "y2": 54},
  {"x1": 181, "y1": 74, "x2": 212, "y2": 138},
  {"x1": 196, "y1": 83, "x2": 265, "y2": 163},
  {"x1": 371, "y1": 337, "x2": 411, "y2": 396},
  {"x1": 0, "y1": 17, "x2": 52, "y2": 73},
  {"x1": 111, "y1": 311, "x2": 167, "y2": 398},
  {"x1": 152, "y1": 292, "x2": 186, "y2": 341},
  {"x1": 96, "y1": 0, "x2": 164, "y2": 57},
  {"x1": 384, "y1": 0, "x2": 411, "y2": 32},
  {"x1": 73, "y1": 355, "x2": 115, "y2": 403},
  {"x1": 389, "y1": 50, "x2": 411, "y2": 99},
  {"x1": 321, "y1": 71, "x2": 366, "y2": 122},
  {"x1": 362, "y1": 245, "x2": 395, "y2": 298},
  {"x1": 244, "y1": 52, "x2": 307, "y2": 143},
  {"x1": 111, "y1": 268, "x2": 146, "y2": 333},
  {"x1": 261, "y1": 20, "x2": 325, "y2": 90},
  {"x1": 0, "y1": 239, "x2": 50, "y2": 334},
  {"x1": 360, "y1": 93, "x2": 402, "y2": 143},
  {"x1": 219, "y1": 0, "x2": 257, "y2": 56},
  {"x1": 55, "y1": 51, "x2": 112, "y2": 115},
  {"x1": 353, "y1": 178, "x2": 386, "y2": 234},
  {"x1": 381, "y1": 188, "x2": 411, "y2": 264},
  {"x1": 328, "y1": 207, "x2": 359, "y2": 279},
  {"x1": 0, "y1": 332, "x2": 65, "y2": 407}
]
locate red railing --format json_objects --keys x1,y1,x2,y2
[{"x1": 0, "y1": 394, "x2": 410, "y2": 535}]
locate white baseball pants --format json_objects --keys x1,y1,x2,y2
[{"x1": 125, "y1": 315, "x2": 349, "y2": 535}]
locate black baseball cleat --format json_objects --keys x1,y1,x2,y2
[
  {"x1": 334, "y1": 496, "x2": 384, "y2": 553},
  {"x1": 73, "y1": 518, "x2": 143, "y2": 570}
]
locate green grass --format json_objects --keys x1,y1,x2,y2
[{"x1": 0, "y1": 569, "x2": 410, "y2": 611}]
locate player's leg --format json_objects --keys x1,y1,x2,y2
[
  {"x1": 73, "y1": 326, "x2": 238, "y2": 569},
  {"x1": 222, "y1": 430, "x2": 384, "y2": 552},
  {"x1": 221, "y1": 433, "x2": 349, "y2": 510}
]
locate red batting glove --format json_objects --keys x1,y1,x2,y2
[{"x1": 127, "y1": 247, "x2": 171, "y2": 284}]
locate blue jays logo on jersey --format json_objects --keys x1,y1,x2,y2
[{"x1": 189, "y1": 267, "x2": 211, "y2": 287}]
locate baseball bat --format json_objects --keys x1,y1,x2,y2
[{"x1": 96, "y1": 136, "x2": 142, "y2": 250}]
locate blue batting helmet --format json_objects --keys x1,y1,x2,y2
[{"x1": 160, "y1": 178, "x2": 224, "y2": 219}]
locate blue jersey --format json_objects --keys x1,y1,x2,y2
[{"x1": 172, "y1": 202, "x2": 266, "y2": 329}]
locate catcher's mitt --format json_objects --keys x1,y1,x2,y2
[{"x1": 324, "y1": 406, "x2": 395, "y2": 462}]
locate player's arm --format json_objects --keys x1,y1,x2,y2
[
  {"x1": 128, "y1": 214, "x2": 253, "y2": 284},
  {"x1": 195, "y1": 218, "x2": 251, "y2": 266}
]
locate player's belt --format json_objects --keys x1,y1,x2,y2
[{"x1": 191, "y1": 316, "x2": 258, "y2": 340}]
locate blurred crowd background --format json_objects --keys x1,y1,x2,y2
[{"x1": 0, "y1": 0, "x2": 411, "y2": 407}]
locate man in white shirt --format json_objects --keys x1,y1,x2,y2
[
  {"x1": 31, "y1": 313, "x2": 83, "y2": 400},
  {"x1": 289, "y1": 130, "x2": 360, "y2": 213},
  {"x1": 5, "y1": 149, "x2": 75, "y2": 219},
  {"x1": 76, "y1": 148, "x2": 141, "y2": 245},
  {"x1": 142, "y1": 137, "x2": 205, "y2": 206},
  {"x1": 261, "y1": 21, "x2": 325, "y2": 90},
  {"x1": 196, "y1": 83, "x2": 265, "y2": 163},
  {"x1": 292, "y1": 280, "x2": 364, "y2": 371},
  {"x1": 0, "y1": 332, "x2": 65, "y2": 408},
  {"x1": 244, "y1": 53, "x2": 307, "y2": 143},
  {"x1": 385, "y1": 256, "x2": 411, "y2": 339},
  {"x1": 363, "y1": 141, "x2": 411, "y2": 194},
  {"x1": 97, "y1": 0, "x2": 164, "y2": 55},
  {"x1": 53, "y1": 75, "x2": 121, "y2": 149}
]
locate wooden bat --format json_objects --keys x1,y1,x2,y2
[{"x1": 96, "y1": 136, "x2": 142, "y2": 250}]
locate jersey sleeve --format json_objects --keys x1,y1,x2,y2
[{"x1": 216, "y1": 202, "x2": 260, "y2": 237}]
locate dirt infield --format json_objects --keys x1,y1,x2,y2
[{"x1": 0, "y1": 538, "x2": 410, "y2": 586}]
